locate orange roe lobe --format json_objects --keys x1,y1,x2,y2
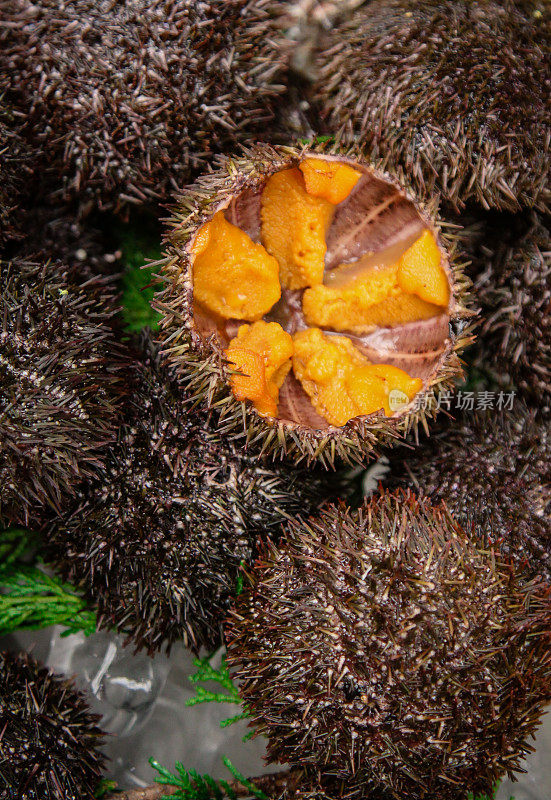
[
  {"x1": 261, "y1": 167, "x2": 334, "y2": 290},
  {"x1": 346, "y1": 364, "x2": 423, "y2": 417},
  {"x1": 397, "y1": 229, "x2": 449, "y2": 306},
  {"x1": 190, "y1": 222, "x2": 211, "y2": 256},
  {"x1": 192, "y1": 211, "x2": 280, "y2": 320},
  {"x1": 226, "y1": 321, "x2": 294, "y2": 417},
  {"x1": 302, "y1": 231, "x2": 448, "y2": 334},
  {"x1": 299, "y1": 157, "x2": 362, "y2": 204},
  {"x1": 225, "y1": 346, "x2": 277, "y2": 417},
  {"x1": 292, "y1": 328, "x2": 422, "y2": 426}
]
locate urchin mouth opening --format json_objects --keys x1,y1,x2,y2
[{"x1": 190, "y1": 154, "x2": 452, "y2": 431}]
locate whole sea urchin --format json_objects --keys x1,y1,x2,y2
[
  {"x1": 156, "y1": 142, "x2": 473, "y2": 467},
  {"x1": 386, "y1": 408, "x2": 551, "y2": 582},
  {"x1": 0, "y1": 650, "x2": 106, "y2": 800},
  {"x1": 0, "y1": 0, "x2": 289, "y2": 207},
  {"x1": 466, "y1": 212, "x2": 550, "y2": 414},
  {"x1": 314, "y1": 0, "x2": 550, "y2": 212},
  {"x1": 44, "y1": 334, "x2": 329, "y2": 654},
  {"x1": 0, "y1": 259, "x2": 128, "y2": 528},
  {"x1": 227, "y1": 490, "x2": 551, "y2": 800}
]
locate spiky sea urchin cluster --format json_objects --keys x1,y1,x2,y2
[
  {"x1": 315, "y1": 0, "x2": 550, "y2": 212},
  {"x1": 0, "y1": 259, "x2": 128, "y2": 527},
  {"x1": 386, "y1": 408, "x2": 551, "y2": 583},
  {"x1": 0, "y1": 650, "x2": 106, "y2": 800},
  {"x1": 227, "y1": 490, "x2": 551, "y2": 800},
  {"x1": 0, "y1": 0, "x2": 290, "y2": 207},
  {"x1": 155, "y1": 142, "x2": 473, "y2": 468},
  {"x1": 466, "y1": 212, "x2": 550, "y2": 413},
  {"x1": 44, "y1": 334, "x2": 328, "y2": 654}
]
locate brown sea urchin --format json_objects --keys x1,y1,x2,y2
[
  {"x1": 0, "y1": 650, "x2": 106, "y2": 800},
  {"x1": 44, "y1": 334, "x2": 329, "y2": 654},
  {"x1": 386, "y1": 407, "x2": 551, "y2": 583},
  {"x1": 0, "y1": 259, "x2": 128, "y2": 528},
  {"x1": 227, "y1": 490, "x2": 551, "y2": 800},
  {"x1": 0, "y1": 0, "x2": 289, "y2": 207},
  {"x1": 156, "y1": 143, "x2": 473, "y2": 467},
  {"x1": 315, "y1": 0, "x2": 550, "y2": 212}
]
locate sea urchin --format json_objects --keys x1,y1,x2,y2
[
  {"x1": 156, "y1": 142, "x2": 473, "y2": 468},
  {"x1": 227, "y1": 490, "x2": 551, "y2": 800},
  {"x1": 386, "y1": 407, "x2": 551, "y2": 582},
  {"x1": 314, "y1": 0, "x2": 550, "y2": 212},
  {"x1": 0, "y1": 0, "x2": 290, "y2": 207},
  {"x1": 0, "y1": 259, "x2": 128, "y2": 528},
  {"x1": 0, "y1": 649, "x2": 106, "y2": 800},
  {"x1": 44, "y1": 334, "x2": 329, "y2": 654}
]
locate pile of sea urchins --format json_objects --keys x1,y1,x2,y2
[{"x1": 0, "y1": 1, "x2": 549, "y2": 799}]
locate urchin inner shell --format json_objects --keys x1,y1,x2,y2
[
  {"x1": 226, "y1": 490, "x2": 551, "y2": 800},
  {"x1": 0, "y1": 650, "x2": 106, "y2": 800},
  {"x1": 386, "y1": 407, "x2": 551, "y2": 583},
  {"x1": 44, "y1": 334, "x2": 328, "y2": 654},
  {"x1": 0, "y1": 0, "x2": 289, "y2": 205},
  {"x1": 315, "y1": 0, "x2": 550, "y2": 212},
  {"x1": 156, "y1": 144, "x2": 473, "y2": 467},
  {"x1": 0, "y1": 259, "x2": 129, "y2": 528}
]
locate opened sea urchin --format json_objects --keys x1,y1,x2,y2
[
  {"x1": 0, "y1": 0, "x2": 289, "y2": 206},
  {"x1": 315, "y1": 0, "x2": 550, "y2": 212},
  {"x1": 44, "y1": 335, "x2": 328, "y2": 654},
  {"x1": 156, "y1": 143, "x2": 472, "y2": 467},
  {"x1": 0, "y1": 260, "x2": 129, "y2": 528},
  {"x1": 227, "y1": 490, "x2": 551, "y2": 800},
  {"x1": 0, "y1": 650, "x2": 106, "y2": 800}
]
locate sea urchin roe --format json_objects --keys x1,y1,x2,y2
[
  {"x1": 397, "y1": 229, "x2": 449, "y2": 306},
  {"x1": 292, "y1": 328, "x2": 422, "y2": 426},
  {"x1": 299, "y1": 158, "x2": 362, "y2": 204},
  {"x1": 302, "y1": 230, "x2": 448, "y2": 333},
  {"x1": 261, "y1": 167, "x2": 334, "y2": 290},
  {"x1": 226, "y1": 321, "x2": 294, "y2": 417},
  {"x1": 192, "y1": 211, "x2": 280, "y2": 320}
]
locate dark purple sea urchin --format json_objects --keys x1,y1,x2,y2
[
  {"x1": 227, "y1": 490, "x2": 551, "y2": 800},
  {"x1": 314, "y1": 0, "x2": 550, "y2": 212},
  {"x1": 0, "y1": 650, "x2": 106, "y2": 800},
  {"x1": 0, "y1": 0, "x2": 290, "y2": 207},
  {"x1": 0, "y1": 259, "x2": 128, "y2": 528},
  {"x1": 44, "y1": 335, "x2": 329, "y2": 654}
]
